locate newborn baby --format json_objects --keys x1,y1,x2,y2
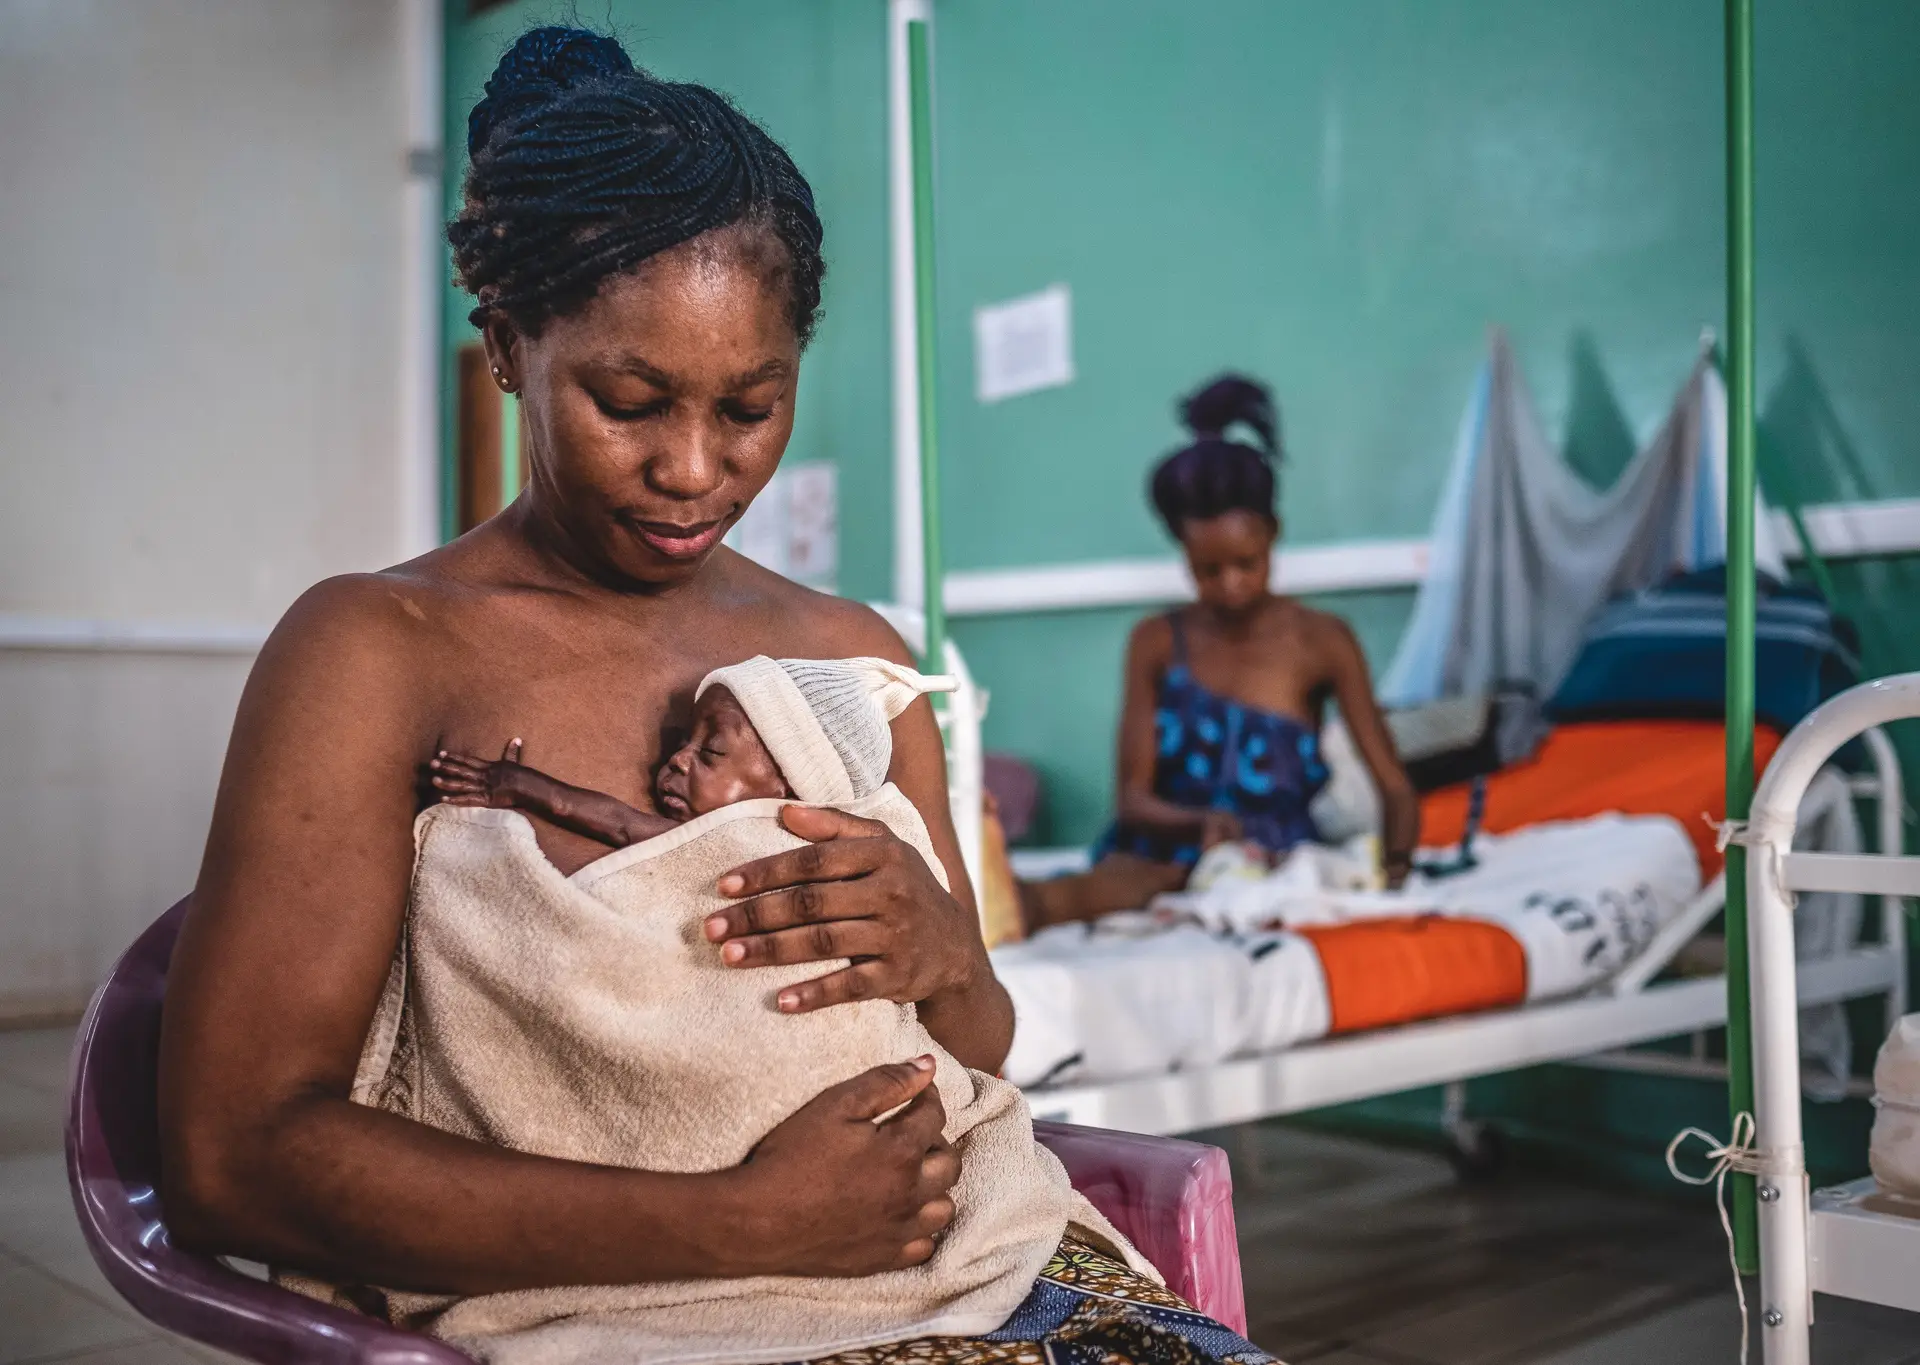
[{"x1": 429, "y1": 655, "x2": 956, "y2": 846}]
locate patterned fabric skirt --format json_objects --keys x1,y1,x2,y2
[{"x1": 797, "y1": 1238, "x2": 1277, "y2": 1365}]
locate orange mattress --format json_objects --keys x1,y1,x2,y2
[{"x1": 1419, "y1": 719, "x2": 1782, "y2": 876}]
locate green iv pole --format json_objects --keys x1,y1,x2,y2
[{"x1": 1723, "y1": 0, "x2": 1761, "y2": 1277}]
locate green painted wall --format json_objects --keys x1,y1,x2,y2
[
  {"x1": 935, "y1": 0, "x2": 1920, "y2": 574},
  {"x1": 443, "y1": 1, "x2": 1919, "y2": 1180}
]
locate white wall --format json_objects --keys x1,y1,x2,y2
[{"x1": 0, "y1": 0, "x2": 421, "y2": 1016}]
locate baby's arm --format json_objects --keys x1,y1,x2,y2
[{"x1": 429, "y1": 740, "x2": 676, "y2": 848}]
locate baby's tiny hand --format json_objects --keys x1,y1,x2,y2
[{"x1": 430, "y1": 738, "x2": 526, "y2": 809}]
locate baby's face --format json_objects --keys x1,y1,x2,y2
[{"x1": 655, "y1": 688, "x2": 791, "y2": 819}]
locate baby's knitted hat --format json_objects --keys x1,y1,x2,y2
[{"x1": 695, "y1": 656, "x2": 957, "y2": 804}]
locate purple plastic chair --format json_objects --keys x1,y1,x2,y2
[{"x1": 68, "y1": 900, "x2": 1248, "y2": 1363}]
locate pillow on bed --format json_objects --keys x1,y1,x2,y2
[
  {"x1": 1388, "y1": 688, "x2": 1548, "y2": 793},
  {"x1": 1310, "y1": 716, "x2": 1379, "y2": 841},
  {"x1": 1312, "y1": 688, "x2": 1549, "y2": 837},
  {"x1": 1546, "y1": 566, "x2": 1860, "y2": 733}
]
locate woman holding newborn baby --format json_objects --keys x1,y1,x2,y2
[{"x1": 158, "y1": 26, "x2": 1271, "y2": 1365}]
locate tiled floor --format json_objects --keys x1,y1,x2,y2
[
  {"x1": 0, "y1": 1026, "x2": 239, "y2": 1364},
  {"x1": 1210, "y1": 1120, "x2": 1920, "y2": 1363},
  {"x1": 2, "y1": 1023, "x2": 1916, "y2": 1364}
]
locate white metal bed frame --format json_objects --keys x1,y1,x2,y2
[
  {"x1": 1740, "y1": 673, "x2": 1920, "y2": 1362},
  {"x1": 871, "y1": 603, "x2": 988, "y2": 900},
  {"x1": 883, "y1": 605, "x2": 1907, "y2": 1151},
  {"x1": 1002, "y1": 744, "x2": 1904, "y2": 1140}
]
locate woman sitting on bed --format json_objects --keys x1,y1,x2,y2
[{"x1": 1021, "y1": 376, "x2": 1420, "y2": 929}]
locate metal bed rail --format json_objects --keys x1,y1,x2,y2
[{"x1": 1743, "y1": 673, "x2": 1920, "y2": 1363}]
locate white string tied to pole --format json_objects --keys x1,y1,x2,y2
[
  {"x1": 1667, "y1": 1112, "x2": 1765, "y2": 1365},
  {"x1": 1704, "y1": 811, "x2": 1799, "y2": 910},
  {"x1": 1706, "y1": 810, "x2": 1797, "y2": 855}
]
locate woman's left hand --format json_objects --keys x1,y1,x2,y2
[{"x1": 706, "y1": 805, "x2": 991, "y2": 1014}]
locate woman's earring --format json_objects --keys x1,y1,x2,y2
[{"x1": 492, "y1": 365, "x2": 514, "y2": 393}]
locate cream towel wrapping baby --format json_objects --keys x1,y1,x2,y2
[{"x1": 293, "y1": 789, "x2": 1149, "y2": 1365}]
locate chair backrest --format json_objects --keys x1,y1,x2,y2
[
  {"x1": 66, "y1": 898, "x2": 472, "y2": 1364},
  {"x1": 1032, "y1": 1121, "x2": 1247, "y2": 1336}
]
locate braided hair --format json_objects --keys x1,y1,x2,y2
[
  {"x1": 450, "y1": 27, "x2": 825, "y2": 345},
  {"x1": 1148, "y1": 374, "x2": 1283, "y2": 536}
]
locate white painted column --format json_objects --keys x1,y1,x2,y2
[
  {"x1": 888, "y1": 0, "x2": 933, "y2": 610},
  {"x1": 398, "y1": 0, "x2": 446, "y2": 557}
]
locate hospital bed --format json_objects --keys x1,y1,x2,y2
[
  {"x1": 885, "y1": 606, "x2": 1907, "y2": 1158},
  {"x1": 1007, "y1": 747, "x2": 1902, "y2": 1146}
]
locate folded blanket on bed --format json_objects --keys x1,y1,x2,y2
[{"x1": 287, "y1": 790, "x2": 1145, "y2": 1365}]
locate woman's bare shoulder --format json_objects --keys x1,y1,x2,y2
[
  {"x1": 238, "y1": 563, "x2": 493, "y2": 745},
  {"x1": 1278, "y1": 599, "x2": 1371, "y2": 687},
  {"x1": 808, "y1": 593, "x2": 917, "y2": 666},
  {"x1": 263, "y1": 567, "x2": 461, "y2": 668},
  {"x1": 1279, "y1": 598, "x2": 1360, "y2": 646},
  {"x1": 1126, "y1": 610, "x2": 1176, "y2": 661},
  {"x1": 716, "y1": 552, "x2": 917, "y2": 665}
]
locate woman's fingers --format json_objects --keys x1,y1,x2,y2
[
  {"x1": 718, "y1": 918, "x2": 888, "y2": 968},
  {"x1": 918, "y1": 1142, "x2": 961, "y2": 1195},
  {"x1": 716, "y1": 813, "x2": 892, "y2": 898},
  {"x1": 774, "y1": 960, "x2": 895, "y2": 1013},
  {"x1": 711, "y1": 874, "x2": 884, "y2": 942},
  {"x1": 829, "y1": 1057, "x2": 937, "y2": 1123},
  {"x1": 898, "y1": 1190, "x2": 955, "y2": 1266},
  {"x1": 884, "y1": 1078, "x2": 949, "y2": 1147},
  {"x1": 914, "y1": 1196, "x2": 957, "y2": 1237},
  {"x1": 778, "y1": 804, "x2": 892, "y2": 843}
]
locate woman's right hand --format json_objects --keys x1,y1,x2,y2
[
  {"x1": 1199, "y1": 810, "x2": 1245, "y2": 849},
  {"x1": 727, "y1": 1057, "x2": 960, "y2": 1277}
]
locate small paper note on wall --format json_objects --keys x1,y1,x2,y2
[
  {"x1": 726, "y1": 462, "x2": 837, "y2": 591},
  {"x1": 974, "y1": 284, "x2": 1074, "y2": 403}
]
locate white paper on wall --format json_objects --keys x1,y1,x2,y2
[
  {"x1": 725, "y1": 463, "x2": 837, "y2": 590},
  {"x1": 974, "y1": 284, "x2": 1074, "y2": 403},
  {"x1": 785, "y1": 463, "x2": 838, "y2": 585}
]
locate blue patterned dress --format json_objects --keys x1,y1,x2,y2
[{"x1": 1100, "y1": 611, "x2": 1329, "y2": 867}]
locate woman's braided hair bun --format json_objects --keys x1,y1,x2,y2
[
  {"x1": 1149, "y1": 373, "x2": 1284, "y2": 535},
  {"x1": 450, "y1": 26, "x2": 825, "y2": 344}
]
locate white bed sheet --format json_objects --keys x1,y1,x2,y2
[{"x1": 995, "y1": 814, "x2": 1701, "y2": 1090}]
